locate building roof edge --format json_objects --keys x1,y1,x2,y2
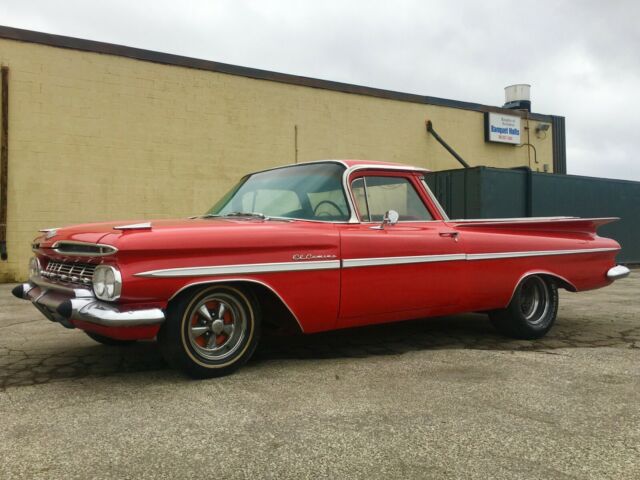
[{"x1": 0, "y1": 25, "x2": 557, "y2": 122}]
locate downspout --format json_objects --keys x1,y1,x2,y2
[
  {"x1": 294, "y1": 124, "x2": 299, "y2": 164},
  {"x1": 0, "y1": 66, "x2": 8, "y2": 260},
  {"x1": 425, "y1": 120, "x2": 470, "y2": 169}
]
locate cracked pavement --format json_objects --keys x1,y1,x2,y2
[{"x1": 0, "y1": 273, "x2": 638, "y2": 479}]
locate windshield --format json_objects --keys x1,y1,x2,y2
[{"x1": 207, "y1": 162, "x2": 350, "y2": 221}]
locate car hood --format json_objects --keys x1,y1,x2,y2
[{"x1": 36, "y1": 217, "x2": 337, "y2": 255}]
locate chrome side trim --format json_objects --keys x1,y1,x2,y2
[
  {"x1": 52, "y1": 240, "x2": 118, "y2": 257},
  {"x1": 343, "y1": 253, "x2": 465, "y2": 268},
  {"x1": 342, "y1": 248, "x2": 618, "y2": 269},
  {"x1": 451, "y1": 216, "x2": 576, "y2": 223},
  {"x1": 168, "y1": 278, "x2": 305, "y2": 333},
  {"x1": 607, "y1": 265, "x2": 630, "y2": 280},
  {"x1": 136, "y1": 260, "x2": 341, "y2": 278},
  {"x1": 137, "y1": 248, "x2": 619, "y2": 277},
  {"x1": 465, "y1": 247, "x2": 618, "y2": 261}
]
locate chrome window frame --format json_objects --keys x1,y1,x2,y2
[
  {"x1": 350, "y1": 177, "x2": 372, "y2": 222},
  {"x1": 419, "y1": 176, "x2": 450, "y2": 221},
  {"x1": 345, "y1": 167, "x2": 443, "y2": 224},
  {"x1": 224, "y1": 160, "x2": 445, "y2": 224},
  {"x1": 208, "y1": 161, "x2": 353, "y2": 224}
]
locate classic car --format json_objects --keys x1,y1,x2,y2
[{"x1": 14, "y1": 160, "x2": 630, "y2": 377}]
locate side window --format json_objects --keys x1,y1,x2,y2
[
  {"x1": 351, "y1": 177, "x2": 370, "y2": 221},
  {"x1": 352, "y1": 176, "x2": 433, "y2": 222}
]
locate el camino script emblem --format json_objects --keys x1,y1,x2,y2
[{"x1": 292, "y1": 253, "x2": 337, "y2": 261}]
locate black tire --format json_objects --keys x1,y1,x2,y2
[
  {"x1": 158, "y1": 284, "x2": 261, "y2": 378},
  {"x1": 489, "y1": 275, "x2": 558, "y2": 340},
  {"x1": 85, "y1": 331, "x2": 137, "y2": 346}
]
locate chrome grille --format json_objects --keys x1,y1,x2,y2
[
  {"x1": 52, "y1": 241, "x2": 117, "y2": 257},
  {"x1": 42, "y1": 261, "x2": 96, "y2": 286}
]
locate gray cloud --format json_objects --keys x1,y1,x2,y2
[{"x1": 1, "y1": 0, "x2": 639, "y2": 180}]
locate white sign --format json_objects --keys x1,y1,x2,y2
[{"x1": 485, "y1": 112, "x2": 521, "y2": 145}]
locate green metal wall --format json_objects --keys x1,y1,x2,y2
[{"x1": 425, "y1": 167, "x2": 640, "y2": 263}]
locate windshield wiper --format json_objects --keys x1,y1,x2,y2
[
  {"x1": 199, "y1": 212, "x2": 294, "y2": 222},
  {"x1": 223, "y1": 211, "x2": 267, "y2": 219}
]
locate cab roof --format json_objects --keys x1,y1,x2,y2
[{"x1": 252, "y1": 159, "x2": 430, "y2": 176}]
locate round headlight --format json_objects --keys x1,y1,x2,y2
[
  {"x1": 92, "y1": 265, "x2": 122, "y2": 301},
  {"x1": 105, "y1": 268, "x2": 115, "y2": 298},
  {"x1": 28, "y1": 257, "x2": 41, "y2": 279},
  {"x1": 93, "y1": 268, "x2": 107, "y2": 297}
]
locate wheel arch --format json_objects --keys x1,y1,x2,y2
[
  {"x1": 168, "y1": 278, "x2": 304, "y2": 334},
  {"x1": 505, "y1": 270, "x2": 576, "y2": 307}
]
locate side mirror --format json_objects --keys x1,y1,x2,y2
[
  {"x1": 384, "y1": 210, "x2": 399, "y2": 225},
  {"x1": 370, "y1": 210, "x2": 399, "y2": 230}
]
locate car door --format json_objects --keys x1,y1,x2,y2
[{"x1": 338, "y1": 171, "x2": 464, "y2": 326}]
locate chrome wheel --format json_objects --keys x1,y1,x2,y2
[
  {"x1": 187, "y1": 292, "x2": 248, "y2": 361},
  {"x1": 519, "y1": 276, "x2": 550, "y2": 325},
  {"x1": 159, "y1": 284, "x2": 261, "y2": 378},
  {"x1": 490, "y1": 275, "x2": 558, "y2": 340}
]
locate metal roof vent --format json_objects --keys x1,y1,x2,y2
[{"x1": 503, "y1": 84, "x2": 531, "y2": 112}]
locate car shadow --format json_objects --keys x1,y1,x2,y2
[
  {"x1": 254, "y1": 311, "x2": 637, "y2": 362},
  {"x1": 1, "y1": 313, "x2": 636, "y2": 389}
]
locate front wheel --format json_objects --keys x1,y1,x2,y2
[
  {"x1": 158, "y1": 285, "x2": 261, "y2": 378},
  {"x1": 489, "y1": 275, "x2": 558, "y2": 340}
]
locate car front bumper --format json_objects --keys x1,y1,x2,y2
[{"x1": 12, "y1": 277, "x2": 165, "y2": 332}]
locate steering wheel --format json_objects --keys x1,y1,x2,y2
[{"x1": 313, "y1": 200, "x2": 346, "y2": 217}]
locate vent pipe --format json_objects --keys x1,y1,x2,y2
[{"x1": 503, "y1": 84, "x2": 531, "y2": 112}]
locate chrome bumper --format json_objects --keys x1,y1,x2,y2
[
  {"x1": 12, "y1": 277, "x2": 165, "y2": 328},
  {"x1": 607, "y1": 265, "x2": 631, "y2": 281}
]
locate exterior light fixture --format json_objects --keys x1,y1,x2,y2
[{"x1": 535, "y1": 123, "x2": 550, "y2": 139}]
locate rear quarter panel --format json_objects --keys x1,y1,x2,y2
[{"x1": 457, "y1": 225, "x2": 619, "y2": 311}]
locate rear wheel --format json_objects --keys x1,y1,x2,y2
[
  {"x1": 85, "y1": 332, "x2": 136, "y2": 346},
  {"x1": 158, "y1": 285, "x2": 261, "y2": 378},
  {"x1": 490, "y1": 275, "x2": 558, "y2": 339}
]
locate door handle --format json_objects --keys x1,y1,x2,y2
[{"x1": 439, "y1": 231, "x2": 459, "y2": 241}]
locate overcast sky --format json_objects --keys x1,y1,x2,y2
[{"x1": 2, "y1": 0, "x2": 639, "y2": 181}]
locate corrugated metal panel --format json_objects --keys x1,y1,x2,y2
[
  {"x1": 551, "y1": 116, "x2": 567, "y2": 174},
  {"x1": 426, "y1": 167, "x2": 640, "y2": 263}
]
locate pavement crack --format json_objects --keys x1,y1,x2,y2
[{"x1": 0, "y1": 319, "x2": 43, "y2": 329}]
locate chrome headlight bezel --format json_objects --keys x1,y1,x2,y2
[
  {"x1": 92, "y1": 265, "x2": 122, "y2": 301},
  {"x1": 28, "y1": 256, "x2": 41, "y2": 279}
]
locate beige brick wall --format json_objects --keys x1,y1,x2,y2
[{"x1": 0, "y1": 38, "x2": 554, "y2": 281}]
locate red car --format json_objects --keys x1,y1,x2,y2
[{"x1": 14, "y1": 160, "x2": 630, "y2": 377}]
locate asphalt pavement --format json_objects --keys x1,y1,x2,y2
[{"x1": 1, "y1": 273, "x2": 638, "y2": 479}]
